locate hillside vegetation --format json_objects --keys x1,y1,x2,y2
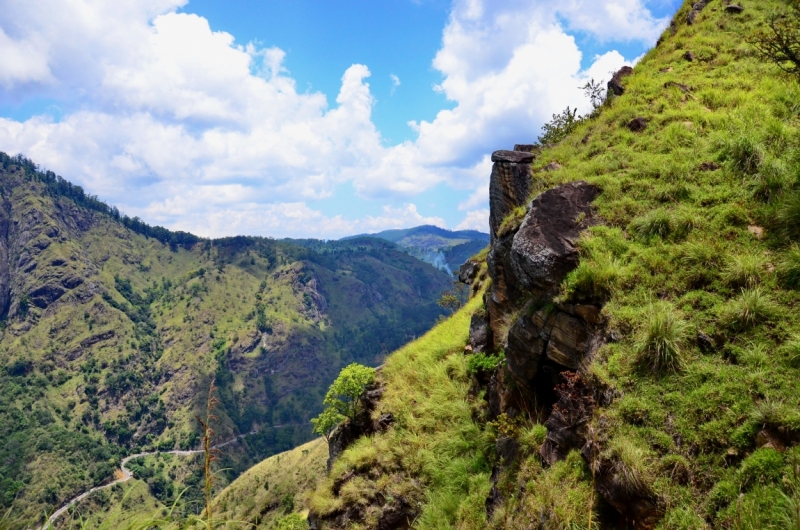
[
  {"x1": 0, "y1": 155, "x2": 451, "y2": 527},
  {"x1": 292, "y1": 0, "x2": 800, "y2": 528}
]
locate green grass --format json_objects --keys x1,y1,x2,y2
[{"x1": 309, "y1": 295, "x2": 493, "y2": 529}]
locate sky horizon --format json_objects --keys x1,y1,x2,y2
[{"x1": 0, "y1": 0, "x2": 681, "y2": 239}]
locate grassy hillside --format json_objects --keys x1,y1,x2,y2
[
  {"x1": 300, "y1": 1, "x2": 800, "y2": 528},
  {"x1": 211, "y1": 438, "x2": 328, "y2": 529},
  {"x1": 0, "y1": 156, "x2": 452, "y2": 527}
]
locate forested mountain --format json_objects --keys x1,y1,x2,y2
[{"x1": 0, "y1": 152, "x2": 452, "y2": 526}]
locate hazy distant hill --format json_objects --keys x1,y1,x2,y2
[{"x1": 344, "y1": 225, "x2": 489, "y2": 274}]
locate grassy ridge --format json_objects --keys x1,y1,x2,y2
[
  {"x1": 303, "y1": 1, "x2": 800, "y2": 528},
  {"x1": 309, "y1": 294, "x2": 493, "y2": 529}
]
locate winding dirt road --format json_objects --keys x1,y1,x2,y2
[{"x1": 39, "y1": 425, "x2": 301, "y2": 530}]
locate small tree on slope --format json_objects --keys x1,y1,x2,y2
[{"x1": 311, "y1": 363, "x2": 376, "y2": 443}]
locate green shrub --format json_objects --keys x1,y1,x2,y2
[
  {"x1": 780, "y1": 336, "x2": 800, "y2": 367},
  {"x1": 738, "y1": 449, "x2": 784, "y2": 490},
  {"x1": 635, "y1": 304, "x2": 688, "y2": 374},
  {"x1": 605, "y1": 436, "x2": 652, "y2": 495},
  {"x1": 311, "y1": 363, "x2": 376, "y2": 442},
  {"x1": 681, "y1": 240, "x2": 723, "y2": 283},
  {"x1": 720, "y1": 134, "x2": 765, "y2": 175},
  {"x1": 466, "y1": 352, "x2": 503, "y2": 375},
  {"x1": 276, "y1": 512, "x2": 309, "y2": 530},
  {"x1": 661, "y1": 506, "x2": 709, "y2": 530},
  {"x1": 778, "y1": 245, "x2": 800, "y2": 288},
  {"x1": 721, "y1": 288, "x2": 778, "y2": 330}
]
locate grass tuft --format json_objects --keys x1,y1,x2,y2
[
  {"x1": 778, "y1": 245, "x2": 800, "y2": 289},
  {"x1": 774, "y1": 192, "x2": 800, "y2": 244},
  {"x1": 722, "y1": 253, "x2": 767, "y2": 288},
  {"x1": 721, "y1": 288, "x2": 778, "y2": 330},
  {"x1": 635, "y1": 303, "x2": 688, "y2": 375}
]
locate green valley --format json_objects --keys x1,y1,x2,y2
[{"x1": 0, "y1": 153, "x2": 452, "y2": 527}]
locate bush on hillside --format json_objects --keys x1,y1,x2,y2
[
  {"x1": 311, "y1": 363, "x2": 376, "y2": 442},
  {"x1": 749, "y1": 0, "x2": 800, "y2": 80},
  {"x1": 538, "y1": 107, "x2": 582, "y2": 145}
]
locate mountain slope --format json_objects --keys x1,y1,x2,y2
[
  {"x1": 299, "y1": 1, "x2": 800, "y2": 528},
  {"x1": 0, "y1": 154, "x2": 452, "y2": 527},
  {"x1": 343, "y1": 226, "x2": 489, "y2": 275}
]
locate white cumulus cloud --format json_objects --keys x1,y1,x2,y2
[{"x1": 0, "y1": 0, "x2": 667, "y2": 238}]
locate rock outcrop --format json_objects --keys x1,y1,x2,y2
[
  {"x1": 687, "y1": 0, "x2": 709, "y2": 25},
  {"x1": 463, "y1": 144, "x2": 663, "y2": 527},
  {"x1": 488, "y1": 150, "x2": 535, "y2": 241},
  {"x1": 608, "y1": 66, "x2": 633, "y2": 96}
]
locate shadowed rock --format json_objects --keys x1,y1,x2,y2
[
  {"x1": 687, "y1": 0, "x2": 709, "y2": 25},
  {"x1": 627, "y1": 117, "x2": 649, "y2": 132},
  {"x1": 725, "y1": 4, "x2": 744, "y2": 13},
  {"x1": 457, "y1": 260, "x2": 480, "y2": 284},
  {"x1": 509, "y1": 181, "x2": 599, "y2": 298},
  {"x1": 607, "y1": 66, "x2": 633, "y2": 96},
  {"x1": 684, "y1": 50, "x2": 696, "y2": 61}
]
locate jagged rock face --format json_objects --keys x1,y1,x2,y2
[
  {"x1": 509, "y1": 181, "x2": 598, "y2": 300},
  {"x1": 488, "y1": 149, "x2": 534, "y2": 241},
  {"x1": 0, "y1": 196, "x2": 11, "y2": 319}
]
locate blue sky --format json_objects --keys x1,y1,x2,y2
[{"x1": 0, "y1": 0, "x2": 681, "y2": 238}]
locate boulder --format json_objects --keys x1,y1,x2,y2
[
  {"x1": 513, "y1": 144, "x2": 537, "y2": 152},
  {"x1": 725, "y1": 4, "x2": 744, "y2": 13},
  {"x1": 607, "y1": 66, "x2": 633, "y2": 96},
  {"x1": 543, "y1": 162, "x2": 562, "y2": 172},
  {"x1": 687, "y1": 0, "x2": 709, "y2": 25},
  {"x1": 627, "y1": 117, "x2": 649, "y2": 132},
  {"x1": 469, "y1": 312, "x2": 492, "y2": 353},
  {"x1": 457, "y1": 260, "x2": 480, "y2": 284},
  {"x1": 491, "y1": 150, "x2": 535, "y2": 164},
  {"x1": 509, "y1": 181, "x2": 599, "y2": 298},
  {"x1": 683, "y1": 50, "x2": 696, "y2": 61},
  {"x1": 488, "y1": 150, "x2": 535, "y2": 241}
]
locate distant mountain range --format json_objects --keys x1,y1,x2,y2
[{"x1": 343, "y1": 225, "x2": 489, "y2": 275}]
